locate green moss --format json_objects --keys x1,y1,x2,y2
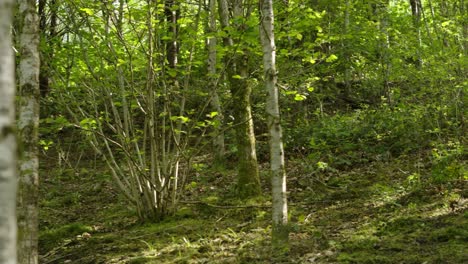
[
  {"x1": 337, "y1": 252, "x2": 395, "y2": 264},
  {"x1": 39, "y1": 223, "x2": 93, "y2": 251},
  {"x1": 127, "y1": 257, "x2": 153, "y2": 264},
  {"x1": 430, "y1": 226, "x2": 468, "y2": 242}
]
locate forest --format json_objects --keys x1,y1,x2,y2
[{"x1": 0, "y1": 0, "x2": 466, "y2": 263}]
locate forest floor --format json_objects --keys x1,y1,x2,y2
[{"x1": 39, "y1": 151, "x2": 467, "y2": 263}]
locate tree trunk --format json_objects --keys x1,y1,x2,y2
[
  {"x1": 461, "y1": 0, "x2": 468, "y2": 55},
  {"x1": 343, "y1": 0, "x2": 351, "y2": 96},
  {"x1": 372, "y1": 1, "x2": 392, "y2": 104},
  {"x1": 0, "y1": 1, "x2": 18, "y2": 263},
  {"x1": 165, "y1": 0, "x2": 179, "y2": 69},
  {"x1": 207, "y1": 0, "x2": 225, "y2": 163},
  {"x1": 218, "y1": 0, "x2": 260, "y2": 198},
  {"x1": 410, "y1": 0, "x2": 423, "y2": 68},
  {"x1": 38, "y1": 0, "x2": 57, "y2": 98},
  {"x1": 17, "y1": 0, "x2": 41, "y2": 263},
  {"x1": 259, "y1": 0, "x2": 289, "y2": 257}
]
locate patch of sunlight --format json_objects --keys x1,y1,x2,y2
[
  {"x1": 421, "y1": 197, "x2": 468, "y2": 219},
  {"x1": 365, "y1": 184, "x2": 409, "y2": 208}
]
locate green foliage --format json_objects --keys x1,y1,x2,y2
[
  {"x1": 285, "y1": 99, "x2": 464, "y2": 179},
  {"x1": 430, "y1": 140, "x2": 465, "y2": 183},
  {"x1": 37, "y1": 0, "x2": 467, "y2": 261}
]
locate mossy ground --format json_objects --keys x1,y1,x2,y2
[{"x1": 39, "y1": 150, "x2": 467, "y2": 263}]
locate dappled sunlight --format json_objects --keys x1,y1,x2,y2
[{"x1": 127, "y1": 226, "x2": 270, "y2": 263}]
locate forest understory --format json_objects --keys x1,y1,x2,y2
[
  {"x1": 38, "y1": 143, "x2": 467, "y2": 264},
  {"x1": 3, "y1": 0, "x2": 466, "y2": 263}
]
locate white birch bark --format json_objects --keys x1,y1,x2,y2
[
  {"x1": 0, "y1": 1, "x2": 18, "y2": 263},
  {"x1": 259, "y1": 0, "x2": 289, "y2": 253},
  {"x1": 17, "y1": 0, "x2": 41, "y2": 263}
]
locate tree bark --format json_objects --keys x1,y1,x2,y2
[
  {"x1": 371, "y1": 1, "x2": 392, "y2": 104},
  {"x1": 165, "y1": 0, "x2": 179, "y2": 69},
  {"x1": 207, "y1": 0, "x2": 225, "y2": 163},
  {"x1": 17, "y1": 0, "x2": 41, "y2": 263},
  {"x1": 410, "y1": 0, "x2": 423, "y2": 68},
  {"x1": 0, "y1": 1, "x2": 18, "y2": 263},
  {"x1": 218, "y1": 0, "x2": 260, "y2": 198},
  {"x1": 259, "y1": 0, "x2": 289, "y2": 257},
  {"x1": 461, "y1": 0, "x2": 468, "y2": 55},
  {"x1": 38, "y1": 0, "x2": 57, "y2": 97}
]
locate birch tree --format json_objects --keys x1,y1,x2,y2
[
  {"x1": 259, "y1": 0, "x2": 289, "y2": 255},
  {"x1": 17, "y1": 0, "x2": 41, "y2": 262},
  {"x1": 0, "y1": 0, "x2": 18, "y2": 263}
]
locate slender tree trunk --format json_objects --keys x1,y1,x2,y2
[
  {"x1": 0, "y1": 1, "x2": 18, "y2": 263},
  {"x1": 165, "y1": 0, "x2": 179, "y2": 69},
  {"x1": 461, "y1": 0, "x2": 468, "y2": 55},
  {"x1": 38, "y1": 0, "x2": 57, "y2": 97},
  {"x1": 218, "y1": 0, "x2": 260, "y2": 198},
  {"x1": 343, "y1": 0, "x2": 351, "y2": 96},
  {"x1": 207, "y1": 0, "x2": 225, "y2": 163},
  {"x1": 38, "y1": 0, "x2": 48, "y2": 97},
  {"x1": 259, "y1": 0, "x2": 289, "y2": 257},
  {"x1": 372, "y1": 1, "x2": 392, "y2": 104},
  {"x1": 17, "y1": 0, "x2": 41, "y2": 263},
  {"x1": 410, "y1": 0, "x2": 423, "y2": 68}
]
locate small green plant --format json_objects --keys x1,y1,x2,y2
[
  {"x1": 405, "y1": 172, "x2": 421, "y2": 188},
  {"x1": 430, "y1": 140, "x2": 464, "y2": 183}
]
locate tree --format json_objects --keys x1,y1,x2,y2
[
  {"x1": 17, "y1": 0, "x2": 41, "y2": 262},
  {"x1": 48, "y1": 0, "x2": 209, "y2": 221},
  {"x1": 0, "y1": 0, "x2": 18, "y2": 263},
  {"x1": 259, "y1": 0, "x2": 288, "y2": 256},
  {"x1": 207, "y1": 0, "x2": 225, "y2": 163},
  {"x1": 218, "y1": 0, "x2": 261, "y2": 197},
  {"x1": 410, "y1": 0, "x2": 423, "y2": 68},
  {"x1": 38, "y1": 0, "x2": 57, "y2": 97}
]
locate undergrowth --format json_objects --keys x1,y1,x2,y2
[{"x1": 39, "y1": 106, "x2": 466, "y2": 263}]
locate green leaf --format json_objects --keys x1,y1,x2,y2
[
  {"x1": 79, "y1": 118, "x2": 97, "y2": 130},
  {"x1": 302, "y1": 57, "x2": 316, "y2": 64},
  {"x1": 167, "y1": 69, "x2": 177, "y2": 78},
  {"x1": 294, "y1": 94, "x2": 307, "y2": 101},
  {"x1": 295, "y1": 33, "x2": 303, "y2": 40},
  {"x1": 80, "y1": 8, "x2": 94, "y2": 15},
  {"x1": 317, "y1": 161, "x2": 328, "y2": 170},
  {"x1": 170, "y1": 116, "x2": 190, "y2": 123},
  {"x1": 326, "y1": 54, "x2": 338, "y2": 63}
]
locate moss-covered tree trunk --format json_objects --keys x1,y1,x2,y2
[
  {"x1": 17, "y1": 0, "x2": 41, "y2": 263},
  {"x1": 0, "y1": 1, "x2": 18, "y2": 263},
  {"x1": 218, "y1": 0, "x2": 260, "y2": 198},
  {"x1": 230, "y1": 55, "x2": 260, "y2": 197},
  {"x1": 259, "y1": 0, "x2": 289, "y2": 257}
]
